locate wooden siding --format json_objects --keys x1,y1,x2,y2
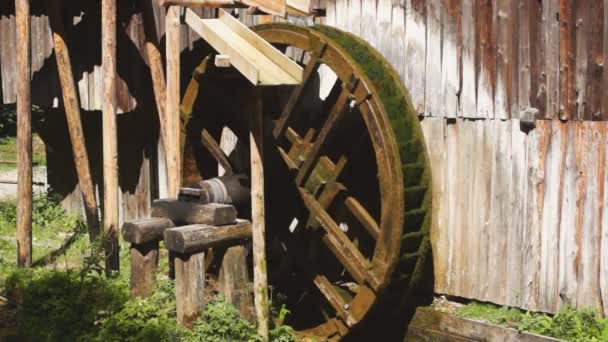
[{"x1": 420, "y1": 118, "x2": 608, "y2": 315}]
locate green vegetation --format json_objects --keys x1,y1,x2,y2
[
  {"x1": 0, "y1": 195, "x2": 295, "y2": 341},
  {"x1": 0, "y1": 105, "x2": 46, "y2": 170},
  {"x1": 457, "y1": 302, "x2": 608, "y2": 342}
]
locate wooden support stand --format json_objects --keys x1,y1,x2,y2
[
  {"x1": 122, "y1": 218, "x2": 176, "y2": 298},
  {"x1": 164, "y1": 218, "x2": 252, "y2": 327}
]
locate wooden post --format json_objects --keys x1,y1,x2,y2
[
  {"x1": 139, "y1": 0, "x2": 169, "y2": 153},
  {"x1": 15, "y1": 0, "x2": 32, "y2": 267},
  {"x1": 48, "y1": 2, "x2": 101, "y2": 242},
  {"x1": 166, "y1": 6, "x2": 182, "y2": 198},
  {"x1": 102, "y1": 0, "x2": 119, "y2": 273},
  {"x1": 175, "y1": 252, "x2": 206, "y2": 327},
  {"x1": 250, "y1": 88, "x2": 269, "y2": 340},
  {"x1": 219, "y1": 246, "x2": 255, "y2": 321},
  {"x1": 130, "y1": 241, "x2": 159, "y2": 298}
]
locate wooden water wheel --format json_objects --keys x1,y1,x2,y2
[{"x1": 180, "y1": 23, "x2": 432, "y2": 340}]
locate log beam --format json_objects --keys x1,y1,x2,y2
[
  {"x1": 139, "y1": 0, "x2": 169, "y2": 154},
  {"x1": 152, "y1": 200, "x2": 237, "y2": 225},
  {"x1": 48, "y1": 1, "x2": 101, "y2": 242},
  {"x1": 15, "y1": 0, "x2": 32, "y2": 267},
  {"x1": 122, "y1": 217, "x2": 176, "y2": 244},
  {"x1": 251, "y1": 88, "x2": 269, "y2": 341},
  {"x1": 166, "y1": 5, "x2": 181, "y2": 198},
  {"x1": 102, "y1": 0, "x2": 120, "y2": 274},
  {"x1": 163, "y1": 220, "x2": 252, "y2": 254}
]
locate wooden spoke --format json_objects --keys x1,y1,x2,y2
[
  {"x1": 344, "y1": 197, "x2": 380, "y2": 240},
  {"x1": 314, "y1": 275, "x2": 357, "y2": 327},
  {"x1": 201, "y1": 129, "x2": 234, "y2": 175},
  {"x1": 296, "y1": 88, "x2": 350, "y2": 185},
  {"x1": 273, "y1": 43, "x2": 327, "y2": 139},
  {"x1": 298, "y1": 188, "x2": 372, "y2": 285}
]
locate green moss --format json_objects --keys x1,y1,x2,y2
[{"x1": 457, "y1": 302, "x2": 608, "y2": 342}]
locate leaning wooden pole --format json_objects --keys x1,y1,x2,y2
[
  {"x1": 102, "y1": 0, "x2": 120, "y2": 274},
  {"x1": 166, "y1": 5, "x2": 181, "y2": 198},
  {"x1": 139, "y1": 0, "x2": 169, "y2": 152},
  {"x1": 48, "y1": 2, "x2": 101, "y2": 242},
  {"x1": 250, "y1": 88, "x2": 269, "y2": 341},
  {"x1": 15, "y1": 0, "x2": 32, "y2": 267}
]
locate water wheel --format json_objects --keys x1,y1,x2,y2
[{"x1": 180, "y1": 23, "x2": 432, "y2": 340}]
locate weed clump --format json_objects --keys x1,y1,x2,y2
[{"x1": 457, "y1": 302, "x2": 608, "y2": 342}]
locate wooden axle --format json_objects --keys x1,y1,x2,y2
[
  {"x1": 178, "y1": 174, "x2": 250, "y2": 204},
  {"x1": 164, "y1": 219, "x2": 251, "y2": 254}
]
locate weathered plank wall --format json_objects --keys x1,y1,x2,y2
[{"x1": 319, "y1": 0, "x2": 608, "y2": 316}]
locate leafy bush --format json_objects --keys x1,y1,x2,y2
[
  {"x1": 4, "y1": 268, "x2": 129, "y2": 341},
  {"x1": 0, "y1": 194, "x2": 81, "y2": 232},
  {"x1": 457, "y1": 302, "x2": 608, "y2": 342}
]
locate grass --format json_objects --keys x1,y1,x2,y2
[
  {"x1": 456, "y1": 302, "x2": 608, "y2": 342},
  {"x1": 0, "y1": 135, "x2": 46, "y2": 171}
]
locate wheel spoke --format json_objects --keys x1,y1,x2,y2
[
  {"x1": 314, "y1": 275, "x2": 357, "y2": 326},
  {"x1": 344, "y1": 196, "x2": 380, "y2": 240},
  {"x1": 273, "y1": 43, "x2": 328, "y2": 139},
  {"x1": 201, "y1": 129, "x2": 234, "y2": 175},
  {"x1": 298, "y1": 188, "x2": 372, "y2": 285},
  {"x1": 296, "y1": 87, "x2": 350, "y2": 186}
]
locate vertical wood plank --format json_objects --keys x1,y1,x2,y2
[
  {"x1": 518, "y1": 0, "x2": 531, "y2": 119},
  {"x1": 360, "y1": 0, "x2": 377, "y2": 49},
  {"x1": 543, "y1": 0, "x2": 560, "y2": 119},
  {"x1": 583, "y1": 2, "x2": 604, "y2": 120},
  {"x1": 390, "y1": 0, "x2": 406, "y2": 83},
  {"x1": 488, "y1": 119, "x2": 512, "y2": 304},
  {"x1": 559, "y1": 0, "x2": 575, "y2": 120},
  {"x1": 601, "y1": 121, "x2": 608, "y2": 316},
  {"x1": 421, "y1": 118, "x2": 448, "y2": 293},
  {"x1": 404, "y1": 0, "x2": 426, "y2": 113},
  {"x1": 538, "y1": 120, "x2": 565, "y2": 312},
  {"x1": 460, "y1": 0, "x2": 476, "y2": 117},
  {"x1": 458, "y1": 119, "x2": 475, "y2": 298},
  {"x1": 376, "y1": 0, "x2": 392, "y2": 60},
  {"x1": 470, "y1": 120, "x2": 487, "y2": 299},
  {"x1": 576, "y1": 122, "x2": 603, "y2": 309},
  {"x1": 166, "y1": 6, "x2": 181, "y2": 198},
  {"x1": 494, "y1": 0, "x2": 518, "y2": 119},
  {"x1": 445, "y1": 120, "x2": 459, "y2": 294},
  {"x1": 558, "y1": 121, "x2": 579, "y2": 308},
  {"x1": 347, "y1": 0, "x2": 361, "y2": 37},
  {"x1": 335, "y1": 0, "x2": 348, "y2": 30},
  {"x1": 508, "y1": 119, "x2": 527, "y2": 306},
  {"x1": 15, "y1": 0, "x2": 32, "y2": 268},
  {"x1": 442, "y1": 0, "x2": 460, "y2": 118},
  {"x1": 476, "y1": 0, "x2": 495, "y2": 118},
  {"x1": 521, "y1": 122, "x2": 546, "y2": 311},
  {"x1": 102, "y1": 0, "x2": 119, "y2": 273},
  {"x1": 425, "y1": 0, "x2": 442, "y2": 116}
]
